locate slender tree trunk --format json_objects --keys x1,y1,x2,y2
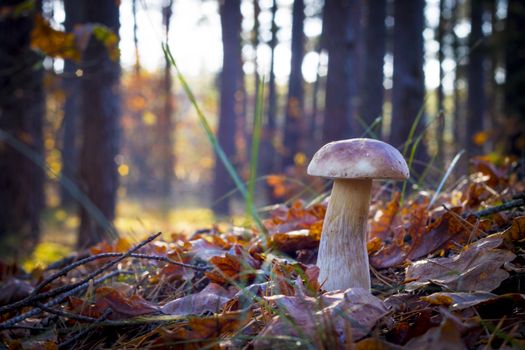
[
  {"x1": 262, "y1": 0, "x2": 279, "y2": 203},
  {"x1": 308, "y1": 40, "x2": 323, "y2": 157},
  {"x1": 213, "y1": 0, "x2": 243, "y2": 215},
  {"x1": 504, "y1": 0, "x2": 525, "y2": 160},
  {"x1": 158, "y1": 0, "x2": 175, "y2": 199},
  {"x1": 436, "y1": 0, "x2": 446, "y2": 164},
  {"x1": 282, "y1": 0, "x2": 305, "y2": 170},
  {"x1": 252, "y1": 0, "x2": 260, "y2": 112},
  {"x1": 391, "y1": 0, "x2": 427, "y2": 175},
  {"x1": 78, "y1": 0, "x2": 121, "y2": 247},
  {"x1": 61, "y1": 0, "x2": 83, "y2": 208},
  {"x1": 132, "y1": 0, "x2": 140, "y2": 76},
  {"x1": 0, "y1": 0, "x2": 44, "y2": 246},
  {"x1": 322, "y1": 0, "x2": 358, "y2": 144},
  {"x1": 466, "y1": 0, "x2": 485, "y2": 159},
  {"x1": 360, "y1": 0, "x2": 386, "y2": 137},
  {"x1": 266, "y1": 0, "x2": 278, "y2": 152}
]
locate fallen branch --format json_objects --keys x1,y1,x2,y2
[
  {"x1": 466, "y1": 198, "x2": 524, "y2": 218},
  {"x1": 0, "y1": 270, "x2": 129, "y2": 330},
  {"x1": 0, "y1": 232, "x2": 161, "y2": 316},
  {"x1": 36, "y1": 302, "x2": 98, "y2": 323},
  {"x1": 35, "y1": 252, "x2": 208, "y2": 294}
]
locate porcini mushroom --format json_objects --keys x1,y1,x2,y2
[{"x1": 308, "y1": 138, "x2": 409, "y2": 291}]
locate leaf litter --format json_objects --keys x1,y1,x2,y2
[{"x1": 1, "y1": 158, "x2": 525, "y2": 349}]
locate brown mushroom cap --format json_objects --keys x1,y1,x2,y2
[{"x1": 307, "y1": 138, "x2": 409, "y2": 180}]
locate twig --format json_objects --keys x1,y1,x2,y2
[
  {"x1": 36, "y1": 302, "x2": 98, "y2": 322},
  {"x1": 35, "y1": 251, "x2": 208, "y2": 294},
  {"x1": 0, "y1": 270, "x2": 127, "y2": 329},
  {"x1": 466, "y1": 198, "x2": 524, "y2": 218},
  {"x1": 0, "y1": 232, "x2": 161, "y2": 316},
  {"x1": 58, "y1": 308, "x2": 112, "y2": 350}
]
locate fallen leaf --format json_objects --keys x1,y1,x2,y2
[
  {"x1": 0, "y1": 278, "x2": 33, "y2": 305},
  {"x1": 421, "y1": 292, "x2": 497, "y2": 310},
  {"x1": 254, "y1": 288, "x2": 387, "y2": 348},
  {"x1": 68, "y1": 286, "x2": 158, "y2": 319},
  {"x1": 153, "y1": 310, "x2": 252, "y2": 349},
  {"x1": 405, "y1": 234, "x2": 516, "y2": 292},
  {"x1": 161, "y1": 283, "x2": 232, "y2": 316},
  {"x1": 404, "y1": 318, "x2": 466, "y2": 350},
  {"x1": 503, "y1": 216, "x2": 525, "y2": 242}
]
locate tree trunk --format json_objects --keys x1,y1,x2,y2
[
  {"x1": 0, "y1": 0, "x2": 45, "y2": 246},
  {"x1": 213, "y1": 0, "x2": 243, "y2": 215},
  {"x1": 77, "y1": 0, "x2": 121, "y2": 247},
  {"x1": 61, "y1": 0, "x2": 84, "y2": 208},
  {"x1": 436, "y1": 0, "x2": 445, "y2": 164},
  {"x1": 466, "y1": 0, "x2": 485, "y2": 159},
  {"x1": 322, "y1": 0, "x2": 358, "y2": 144},
  {"x1": 360, "y1": 0, "x2": 386, "y2": 137},
  {"x1": 391, "y1": 0, "x2": 427, "y2": 175},
  {"x1": 158, "y1": 0, "x2": 175, "y2": 199},
  {"x1": 132, "y1": 0, "x2": 140, "y2": 76},
  {"x1": 282, "y1": 0, "x2": 305, "y2": 170},
  {"x1": 504, "y1": 0, "x2": 525, "y2": 159},
  {"x1": 262, "y1": 0, "x2": 279, "y2": 203}
]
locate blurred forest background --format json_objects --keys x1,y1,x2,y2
[{"x1": 0, "y1": 0, "x2": 524, "y2": 265}]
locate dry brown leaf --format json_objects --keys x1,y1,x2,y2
[
  {"x1": 405, "y1": 234, "x2": 515, "y2": 292},
  {"x1": 421, "y1": 292, "x2": 497, "y2": 310},
  {"x1": 161, "y1": 283, "x2": 232, "y2": 316},
  {"x1": 404, "y1": 318, "x2": 466, "y2": 350},
  {"x1": 254, "y1": 288, "x2": 387, "y2": 348}
]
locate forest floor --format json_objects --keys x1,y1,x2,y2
[{"x1": 1, "y1": 158, "x2": 524, "y2": 349}]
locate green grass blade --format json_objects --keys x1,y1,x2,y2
[
  {"x1": 402, "y1": 94, "x2": 430, "y2": 157},
  {"x1": 246, "y1": 76, "x2": 265, "y2": 219},
  {"x1": 428, "y1": 150, "x2": 465, "y2": 208}
]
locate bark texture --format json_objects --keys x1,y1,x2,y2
[
  {"x1": 282, "y1": 0, "x2": 305, "y2": 169},
  {"x1": 78, "y1": 0, "x2": 121, "y2": 247},
  {"x1": 213, "y1": 0, "x2": 243, "y2": 215},
  {"x1": 391, "y1": 0, "x2": 427, "y2": 175},
  {"x1": 322, "y1": 0, "x2": 358, "y2": 144},
  {"x1": 0, "y1": 1, "x2": 44, "y2": 246},
  {"x1": 360, "y1": 0, "x2": 386, "y2": 137}
]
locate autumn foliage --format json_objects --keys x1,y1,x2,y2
[{"x1": 1, "y1": 158, "x2": 524, "y2": 349}]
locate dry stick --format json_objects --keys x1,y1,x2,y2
[
  {"x1": 35, "y1": 252, "x2": 208, "y2": 293},
  {"x1": 0, "y1": 270, "x2": 126, "y2": 330},
  {"x1": 467, "y1": 198, "x2": 524, "y2": 218},
  {"x1": 0, "y1": 232, "x2": 161, "y2": 316},
  {"x1": 36, "y1": 302, "x2": 98, "y2": 322},
  {"x1": 57, "y1": 308, "x2": 112, "y2": 350}
]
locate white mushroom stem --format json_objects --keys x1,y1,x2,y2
[{"x1": 317, "y1": 178, "x2": 372, "y2": 291}]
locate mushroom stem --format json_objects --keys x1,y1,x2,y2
[{"x1": 317, "y1": 178, "x2": 372, "y2": 291}]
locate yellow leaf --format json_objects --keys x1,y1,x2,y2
[{"x1": 30, "y1": 15, "x2": 80, "y2": 61}]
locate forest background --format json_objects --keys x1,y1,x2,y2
[{"x1": 0, "y1": 0, "x2": 524, "y2": 267}]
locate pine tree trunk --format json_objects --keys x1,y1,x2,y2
[
  {"x1": 61, "y1": 0, "x2": 84, "y2": 208},
  {"x1": 213, "y1": 0, "x2": 243, "y2": 215},
  {"x1": 391, "y1": 0, "x2": 427, "y2": 175},
  {"x1": 282, "y1": 0, "x2": 305, "y2": 169},
  {"x1": 466, "y1": 0, "x2": 485, "y2": 159},
  {"x1": 322, "y1": 0, "x2": 358, "y2": 144},
  {"x1": 77, "y1": 0, "x2": 121, "y2": 247},
  {"x1": 0, "y1": 1, "x2": 45, "y2": 246},
  {"x1": 436, "y1": 0, "x2": 446, "y2": 164},
  {"x1": 504, "y1": 0, "x2": 525, "y2": 159},
  {"x1": 158, "y1": 0, "x2": 175, "y2": 199},
  {"x1": 360, "y1": 0, "x2": 386, "y2": 137}
]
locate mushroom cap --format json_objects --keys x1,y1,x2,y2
[{"x1": 307, "y1": 138, "x2": 409, "y2": 180}]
